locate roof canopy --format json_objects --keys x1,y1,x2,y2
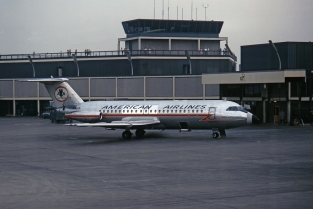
[{"x1": 122, "y1": 19, "x2": 223, "y2": 35}]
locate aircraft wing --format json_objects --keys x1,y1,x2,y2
[{"x1": 67, "y1": 117, "x2": 160, "y2": 129}]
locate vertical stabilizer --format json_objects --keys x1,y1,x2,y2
[{"x1": 19, "y1": 78, "x2": 84, "y2": 107}]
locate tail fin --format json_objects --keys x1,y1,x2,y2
[{"x1": 19, "y1": 78, "x2": 84, "y2": 108}]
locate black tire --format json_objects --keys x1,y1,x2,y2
[
  {"x1": 135, "y1": 129, "x2": 146, "y2": 138},
  {"x1": 122, "y1": 131, "x2": 132, "y2": 139},
  {"x1": 212, "y1": 132, "x2": 219, "y2": 138}
]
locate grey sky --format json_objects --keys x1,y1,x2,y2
[{"x1": 1, "y1": 0, "x2": 312, "y2": 64}]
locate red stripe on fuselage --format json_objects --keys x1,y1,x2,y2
[{"x1": 66, "y1": 113, "x2": 210, "y2": 118}]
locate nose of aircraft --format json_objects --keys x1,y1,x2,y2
[
  {"x1": 247, "y1": 112, "x2": 260, "y2": 124},
  {"x1": 252, "y1": 114, "x2": 260, "y2": 124}
]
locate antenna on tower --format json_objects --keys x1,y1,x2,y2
[
  {"x1": 182, "y1": 8, "x2": 183, "y2": 20},
  {"x1": 202, "y1": 3, "x2": 209, "y2": 21},
  {"x1": 162, "y1": 0, "x2": 164, "y2": 19},
  {"x1": 168, "y1": 0, "x2": 169, "y2": 20},
  {"x1": 191, "y1": 0, "x2": 193, "y2": 20}
]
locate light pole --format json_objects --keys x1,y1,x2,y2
[
  {"x1": 202, "y1": 3, "x2": 209, "y2": 20},
  {"x1": 27, "y1": 55, "x2": 35, "y2": 77},
  {"x1": 72, "y1": 54, "x2": 80, "y2": 76},
  {"x1": 126, "y1": 51, "x2": 134, "y2": 75},
  {"x1": 269, "y1": 40, "x2": 281, "y2": 70},
  {"x1": 185, "y1": 50, "x2": 192, "y2": 74}
]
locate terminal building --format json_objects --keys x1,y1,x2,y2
[
  {"x1": 203, "y1": 42, "x2": 313, "y2": 124},
  {"x1": 0, "y1": 19, "x2": 312, "y2": 125}
]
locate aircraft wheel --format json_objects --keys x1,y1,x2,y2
[
  {"x1": 135, "y1": 129, "x2": 146, "y2": 138},
  {"x1": 212, "y1": 132, "x2": 220, "y2": 138},
  {"x1": 122, "y1": 131, "x2": 132, "y2": 139}
]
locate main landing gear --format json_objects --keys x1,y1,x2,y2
[
  {"x1": 122, "y1": 129, "x2": 146, "y2": 139},
  {"x1": 212, "y1": 129, "x2": 226, "y2": 139},
  {"x1": 135, "y1": 128, "x2": 146, "y2": 138},
  {"x1": 122, "y1": 130, "x2": 132, "y2": 139}
]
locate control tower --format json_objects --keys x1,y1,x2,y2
[{"x1": 118, "y1": 19, "x2": 236, "y2": 74}]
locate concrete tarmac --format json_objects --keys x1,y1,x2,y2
[{"x1": 0, "y1": 117, "x2": 313, "y2": 209}]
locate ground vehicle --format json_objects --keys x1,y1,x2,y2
[
  {"x1": 50, "y1": 110, "x2": 67, "y2": 123},
  {"x1": 42, "y1": 111, "x2": 50, "y2": 119},
  {"x1": 292, "y1": 109, "x2": 313, "y2": 126}
]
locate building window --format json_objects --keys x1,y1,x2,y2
[
  {"x1": 244, "y1": 84, "x2": 262, "y2": 97},
  {"x1": 222, "y1": 84, "x2": 241, "y2": 97},
  {"x1": 183, "y1": 64, "x2": 190, "y2": 74}
]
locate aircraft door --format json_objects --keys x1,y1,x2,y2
[{"x1": 209, "y1": 107, "x2": 216, "y2": 119}]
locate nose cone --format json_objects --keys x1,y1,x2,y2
[
  {"x1": 252, "y1": 114, "x2": 260, "y2": 124},
  {"x1": 247, "y1": 112, "x2": 260, "y2": 124}
]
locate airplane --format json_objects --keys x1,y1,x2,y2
[{"x1": 20, "y1": 78, "x2": 259, "y2": 139}]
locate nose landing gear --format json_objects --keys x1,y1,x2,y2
[
  {"x1": 212, "y1": 132, "x2": 220, "y2": 138},
  {"x1": 212, "y1": 129, "x2": 226, "y2": 139}
]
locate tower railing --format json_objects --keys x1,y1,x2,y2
[{"x1": 0, "y1": 49, "x2": 236, "y2": 61}]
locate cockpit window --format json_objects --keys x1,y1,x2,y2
[
  {"x1": 226, "y1": 106, "x2": 247, "y2": 113},
  {"x1": 226, "y1": 106, "x2": 236, "y2": 111}
]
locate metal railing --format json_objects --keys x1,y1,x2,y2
[{"x1": 0, "y1": 50, "x2": 237, "y2": 61}]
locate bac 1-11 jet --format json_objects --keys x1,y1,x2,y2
[{"x1": 21, "y1": 78, "x2": 259, "y2": 139}]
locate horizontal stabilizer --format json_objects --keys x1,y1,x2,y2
[{"x1": 18, "y1": 78, "x2": 69, "y2": 83}]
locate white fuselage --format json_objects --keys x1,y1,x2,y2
[{"x1": 65, "y1": 100, "x2": 252, "y2": 130}]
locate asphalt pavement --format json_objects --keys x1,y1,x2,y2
[{"x1": 0, "y1": 117, "x2": 312, "y2": 209}]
